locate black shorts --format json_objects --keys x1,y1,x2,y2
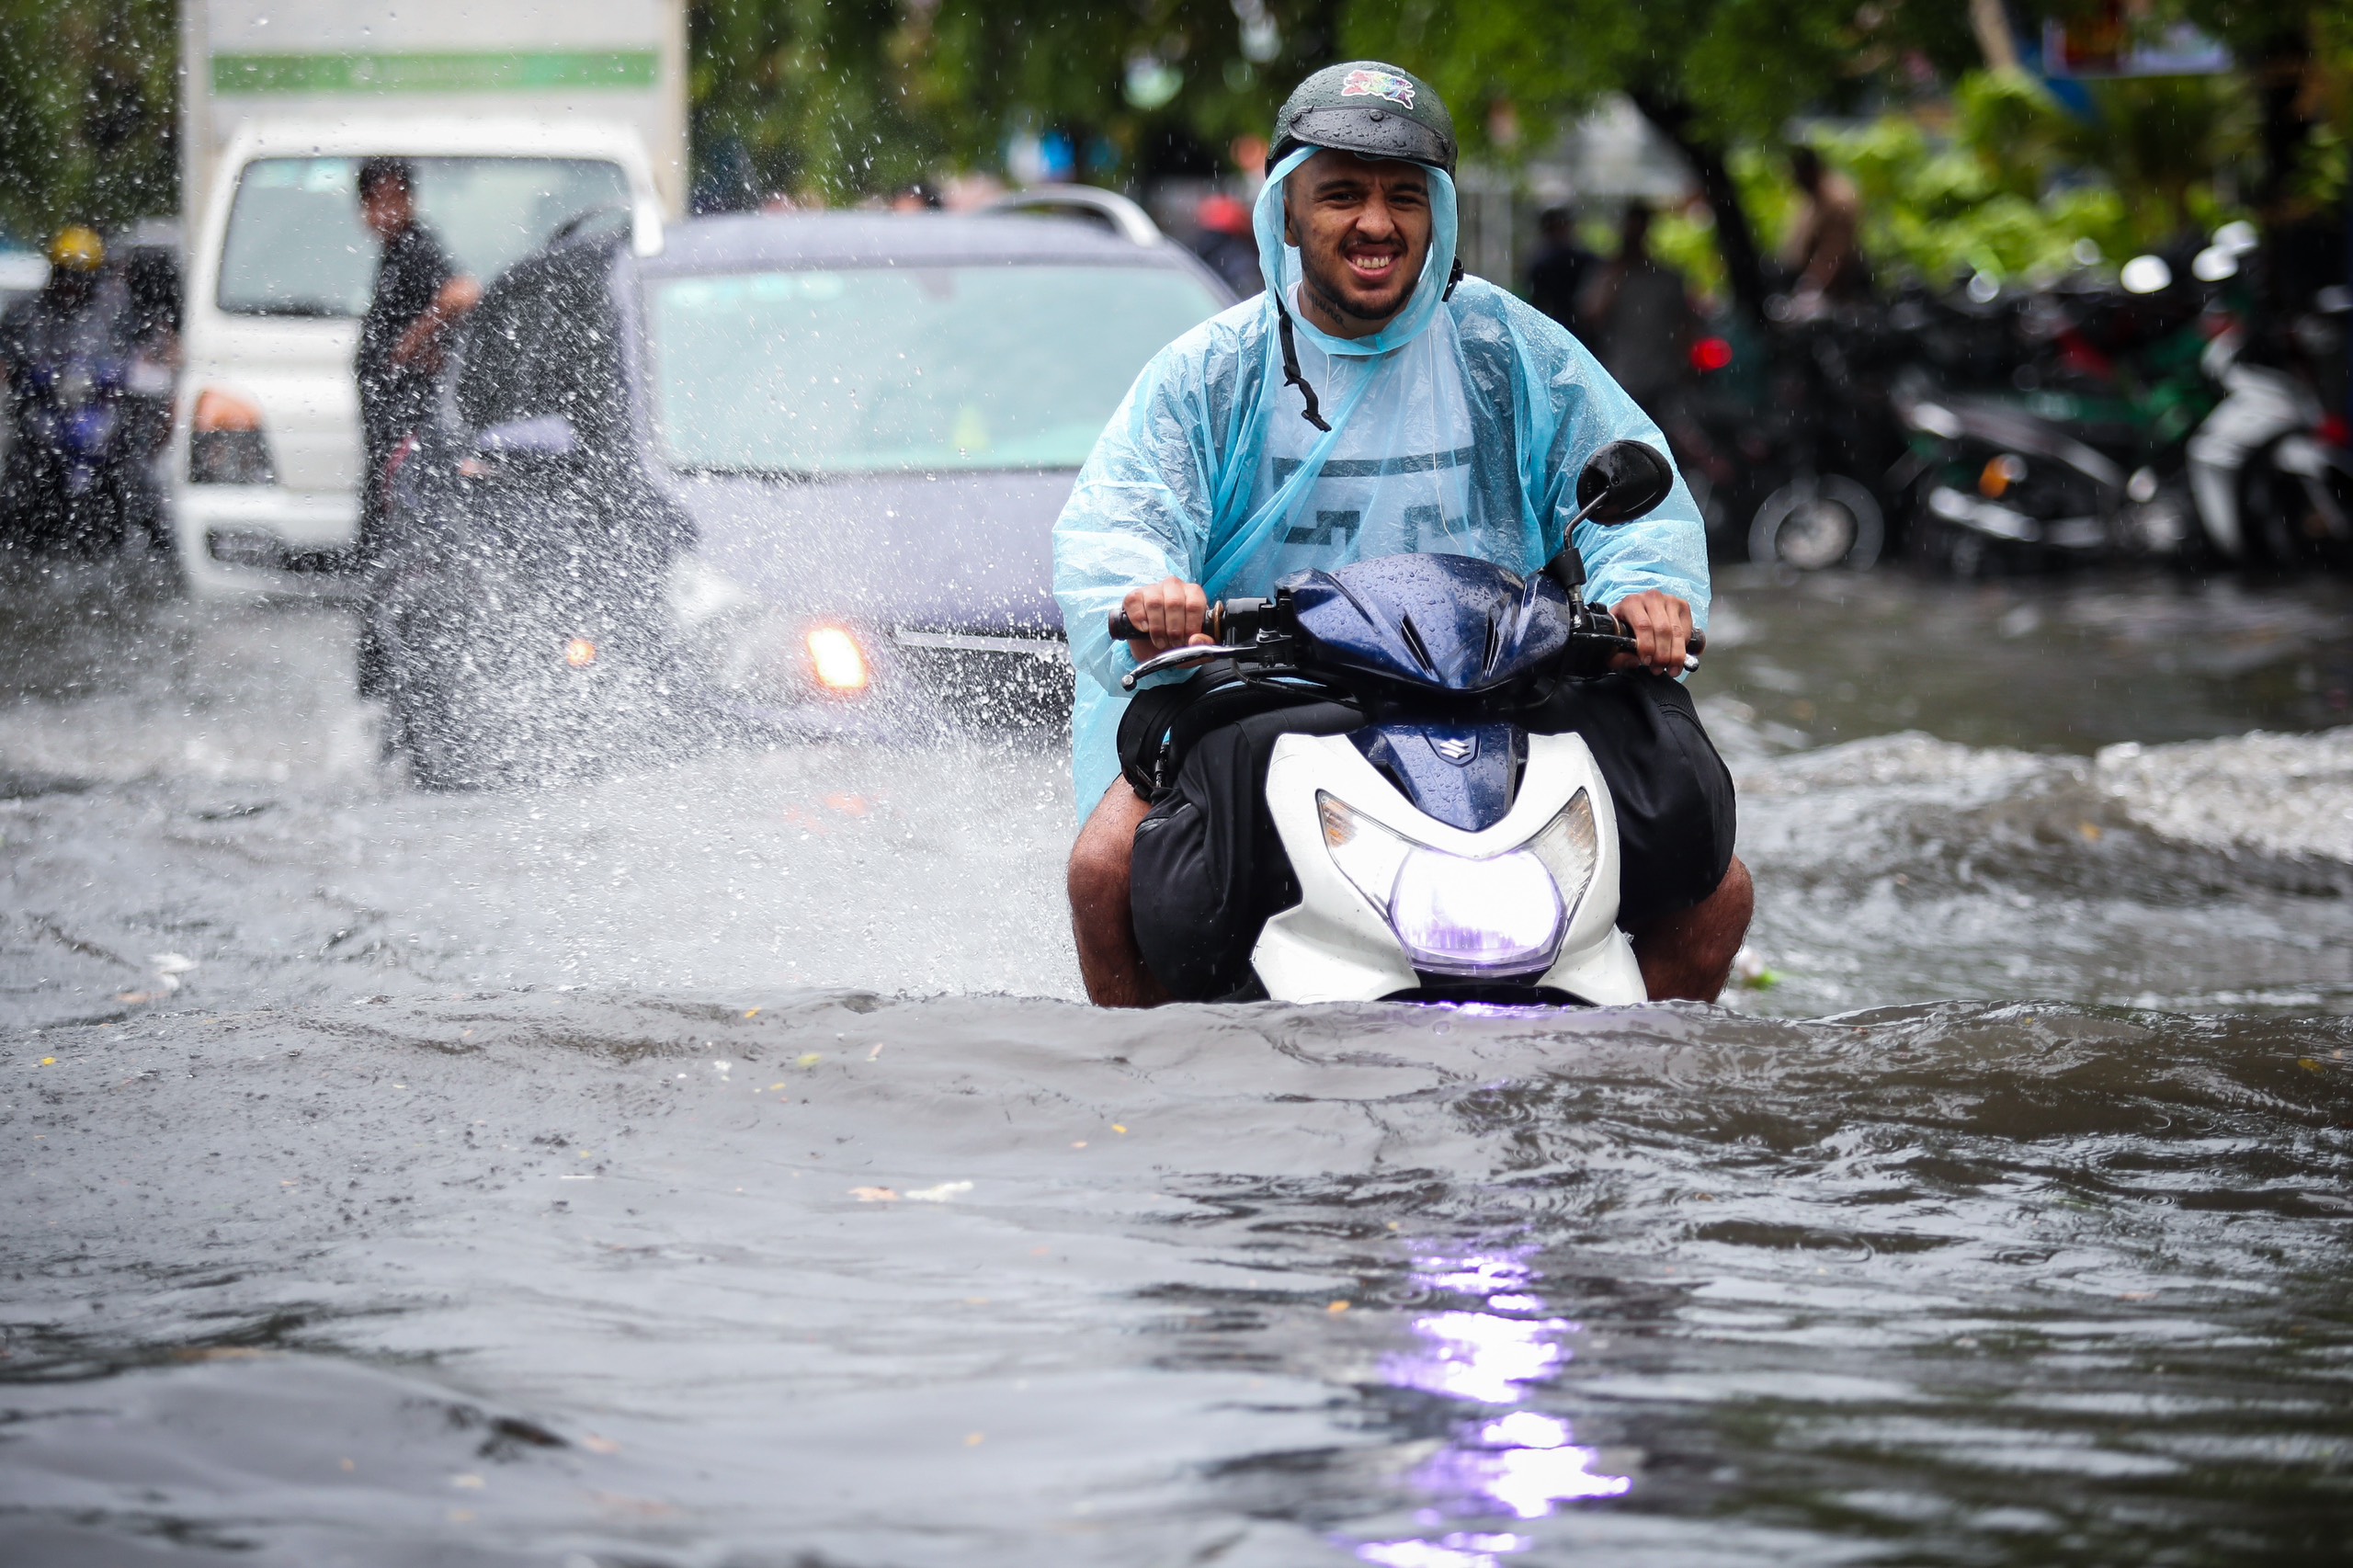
[{"x1": 1129, "y1": 673, "x2": 1738, "y2": 1000}]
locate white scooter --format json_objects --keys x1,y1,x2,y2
[
  {"x1": 1112, "y1": 441, "x2": 1694, "y2": 1005},
  {"x1": 2184, "y1": 258, "x2": 2353, "y2": 565}
]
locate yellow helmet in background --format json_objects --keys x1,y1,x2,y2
[{"x1": 48, "y1": 225, "x2": 105, "y2": 273}]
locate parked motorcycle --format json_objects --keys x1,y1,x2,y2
[
  {"x1": 1888, "y1": 253, "x2": 2225, "y2": 576},
  {"x1": 1676, "y1": 302, "x2": 1899, "y2": 572},
  {"x1": 1891, "y1": 379, "x2": 2198, "y2": 576},
  {"x1": 1108, "y1": 441, "x2": 1688, "y2": 1005}
]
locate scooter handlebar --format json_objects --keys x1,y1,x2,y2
[
  {"x1": 1575, "y1": 608, "x2": 1707, "y2": 658},
  {"x1": 1110, "y1": 603, "x2": 1704, "y2": 659},
  {"x1": 1108, "y1": 597, "x2": 1276, "y2": 645}
]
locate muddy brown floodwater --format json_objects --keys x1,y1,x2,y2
[{"x1": 4, "y1": 557, "x2": 2351, "y2": 1565}]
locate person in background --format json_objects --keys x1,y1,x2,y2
[
  {"x1": 355, "y1": 156, "x2": 479, "y2": 556},
  {"x1": 1782, "y1": 145, "x2": 1870, "y2": 305},
  {"x1": 889, "y1": 182, "x2": 944, "y2": 212},
  {"x1": 1526, "y1": 205, "x2": 1597, "y2": 335},
  {"x1": 0, "y1": 226, "x2": 126, "y2": 394},
  {"x1": 0, "y1": 226, "x2": 142, "y2": 540},
  {"x1": 1576, "y1": 201, "x2": 1699, "y2": 425},
  {"x1": 1228, "y1": 134, "x2": 1270, "y2": 203},
  {"x1": 1192, "y1": 192, "x2": 1262, "y2": 298}
]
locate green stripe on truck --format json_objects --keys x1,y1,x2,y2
[{"x1": 211, "y1": 51, "x2": 661, "y2": 94}]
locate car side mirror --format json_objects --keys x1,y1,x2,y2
[
  {"x1": 1574, "y1": 439, "x2": 1675, "y2": 526},
  {"x1": 472, "y1": 414, "x2": 578, "y2": 471}
]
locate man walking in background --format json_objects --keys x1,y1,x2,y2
[{"x1": 354, "y1": 157, "x2": 478, "y2": 556}]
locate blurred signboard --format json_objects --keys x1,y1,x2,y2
[
  {"x1": 181, "y1": 0, "x2": 690, "y2": 221},
  {"x1": 2041, "y1": 3, "x2": 2231, "y2": 79}
]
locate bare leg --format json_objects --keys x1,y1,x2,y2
[
  {"x1": 1629, "y1": 855, "x2": 1753, "y2": 1003},
  {"x1": 1067, "y1": 783, "x2": 1170, "y2": 1008}
]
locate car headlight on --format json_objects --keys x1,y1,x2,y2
[
  {"x1": 1317, "y1": 790, "x2": 1596, "y2": 978},
  {"x1": 806, "y1": 624, "x2": 870, "y2": 693}
]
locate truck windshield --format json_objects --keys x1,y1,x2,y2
[
  {"x1": 646, "y1": 264, "x2": 1225, "y2": 475},
  {"x1": 217, "y1": 157, "x2": 630, "y2": 317}
]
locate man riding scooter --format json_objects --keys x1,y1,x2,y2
[{"x1": 1055, "y1": 62, "x2": 1752, "y2": 1007}]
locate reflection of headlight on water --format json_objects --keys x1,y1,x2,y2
[
  {"x1": 1384, "y1": 1309, "x2": 1566, "y2": 1405},
  {"x1": 1453, "y1": 1411, "x2": 1633, "y2": 1517},
  {"x1": 1349, "y1": 1253, "x2": 1632, "y2": 1567},
  {"x1": 1319, "y1": 791, "x2": 1596, "y2": 977},
  {"x1": 1356, "y1": 1532, "x2": 1529, "y2": 1567}
]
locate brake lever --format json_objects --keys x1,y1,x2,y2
[{"x1": 1120, "y1": 643, "x2": 1251, "y2": 691}]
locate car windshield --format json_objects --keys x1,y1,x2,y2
[
  {"x1": 217, "y1": 156, "x2": 631, "y2": 317},
  {"x1": 646, "y1": 263, "x2": 1225, "y2": 475}
]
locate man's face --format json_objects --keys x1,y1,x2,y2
[
  {"x1": 1283, "y1": 149, "x2": 1432, "y2": 333},
  {"x1": 360, "y1": 179, "x2": 414, "y2": 242}
]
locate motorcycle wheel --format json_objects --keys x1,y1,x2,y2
[{"x1": 1747, "y1": 473, "x2": 1884, "y2": 571}]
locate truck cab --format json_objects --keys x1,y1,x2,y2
[{"x1": 171, "y1": 118, "x2": 664, "y2": 597}]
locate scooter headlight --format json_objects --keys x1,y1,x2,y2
[
  {"x1": 1317, "y1": 790, "x2": 1597, "y2": 979},
  {"x1": 1390, "y1": 846, "x2": 1563, "y2": 976}
]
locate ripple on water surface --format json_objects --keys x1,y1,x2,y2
[{"x1": 4, "y1": 992, "x2": 2349, "y2": 1564}]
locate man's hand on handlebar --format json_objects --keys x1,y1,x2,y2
[
  {"x1": 1120, "y1": 577, "x2": 1214, "y2": 662},
  {"x1": 1609, "y1": 592, "x2": 1695, "y2": 676}
]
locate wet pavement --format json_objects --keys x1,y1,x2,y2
[{"x1": 4, "y1": 554, "x2": 2351, "y2": 1564}]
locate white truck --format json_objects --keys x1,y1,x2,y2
[{"x1": 172, "y1": 0, "x2": 687, "y2": 597}]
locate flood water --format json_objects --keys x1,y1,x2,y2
[{"x1": 4, "y1": 557, "x2": 2351, "y2": 1564}]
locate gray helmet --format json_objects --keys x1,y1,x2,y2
[{"x1": 1270, "y1": 62, "x2": 1457, "y2": 176}]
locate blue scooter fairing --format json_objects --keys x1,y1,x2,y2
[
  {"x1": 1279, "y1": 554, "x2": 1571, "y2": 834},
  {"x1": 1283, "y1": 554, "x2": 1573, "y2": 694}
]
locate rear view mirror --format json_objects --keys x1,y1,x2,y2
[{"x1": 1574, "y1": 439, "x2": 1675, "y2": 526}]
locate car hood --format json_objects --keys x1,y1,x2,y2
[{"x1": 664, "y1": 468, "x2": 1074, "y2": 634}]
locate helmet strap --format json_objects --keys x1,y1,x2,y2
[{"x1": 1273, "y1": 295, "x2": 1330, "y2": 431}]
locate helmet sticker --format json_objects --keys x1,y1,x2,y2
[{"x1": 1339, "y1": 69, "x2": 1415, "y2": 108}]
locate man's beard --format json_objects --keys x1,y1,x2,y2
[{"x1": 1301, "y1": 244, "x2": 1420, "y2": 324}]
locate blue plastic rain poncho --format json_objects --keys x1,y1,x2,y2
[{"x1": 1053, "y1": 148, "x2": 1711, "y2": 816}]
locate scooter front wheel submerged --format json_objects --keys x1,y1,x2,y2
[{"x1": 1747, "y1": 473, "x2": 1884, "y2": 571}]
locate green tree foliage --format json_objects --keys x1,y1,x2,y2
[
  {"x1": 0, "y1": 0, "x2": 176, "y2": 244},
  {"x1": 1773, "y1": 68, "x2": 2256, "y2": 290},
  {"x1": 1339, "y1": 0, "x2": 1982, "y2": 313},
  {"x1": 687, "y1": 0, "x2": 1347, "y2": 202}
]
